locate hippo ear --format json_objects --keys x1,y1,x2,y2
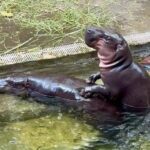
[
  {"x1": 116, "y1": 40, "x2": 128, "y2": 52},
  {"x1": 116, "y1": 44, "x2": 123, "y2": 52}
]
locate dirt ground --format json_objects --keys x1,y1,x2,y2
[
  {"x1": 106, "y1": 0, "x2": 150, "y2": 34},
  {"x1": 0, "y1": 0, "x2": 149, "y2": 54}
]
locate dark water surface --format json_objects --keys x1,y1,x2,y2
[{"x1": 0, "y1": 45, "x2": 150, "y2": 150}]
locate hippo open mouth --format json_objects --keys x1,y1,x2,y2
[
  {"x1": 85, "y1": 27, "x2": 125, "y2": 65},
  {"x1": 85, "y1": 27, "x2": 122, "y2": 50}
]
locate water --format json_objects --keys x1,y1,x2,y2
[{"x1": 0, "y1": 45, "x2": 149, "y2": 150}]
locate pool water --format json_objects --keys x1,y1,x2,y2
[{"x1": 0, "y1": 46, "x2": 149, "y2": 150}]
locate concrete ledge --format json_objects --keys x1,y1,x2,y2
[
  {"x1": 124, "y1": 32, "x2": 150, "y2": 45},
  {"x1": 0, "y1": 32, "x2": 150, "y2": 66}
]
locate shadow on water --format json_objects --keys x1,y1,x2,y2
[{"x1": 0, "y1": 45, "x2": 149, "y2": 150}]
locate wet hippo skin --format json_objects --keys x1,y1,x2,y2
[
  {"x1": 0, "y1": 74, "x2": 120, "y2": 122},
  {"x1": 82, "y1": 27, "x2": 150, "y2": 111}
]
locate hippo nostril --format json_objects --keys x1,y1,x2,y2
[{"x1": 87, "y1": 29, "x2": 93, "y2": 34}]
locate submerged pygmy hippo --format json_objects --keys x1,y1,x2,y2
[
  {"x1": 81, "y1": 27, "x2": 150, "y2": 111},
  {"x1": 0, "y1": 74, "x2": 120, "y2": 123}
]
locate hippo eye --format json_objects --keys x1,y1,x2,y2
[{"x1": 106, "y1": 36, "x2": 112, "y2": 41}]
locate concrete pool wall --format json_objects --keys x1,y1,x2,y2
[{"x1": 0, "y1": 32, "x2": 150, "y2": 66}]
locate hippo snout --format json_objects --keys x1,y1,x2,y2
[
  {"x1": 85, "y1": 27, "x2": 104, "y2": 47},
  {"x1": 85, "y1": 27, "x2": 104, "y2": 35},
  {"x1": 86, "y1": 27, "x2": 96, "y2": 34}
]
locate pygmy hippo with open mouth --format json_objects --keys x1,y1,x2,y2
[{"x1": 81, "y1": 27, "x2": 150, "y2": 111}]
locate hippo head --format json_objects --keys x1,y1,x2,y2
[{"x1": 85, "y1": 27, "x2": 132, "y2": 67}]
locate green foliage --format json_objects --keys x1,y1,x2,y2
[{"x1": 0, "y1": 0, "x2": 116, "y2": 44}]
